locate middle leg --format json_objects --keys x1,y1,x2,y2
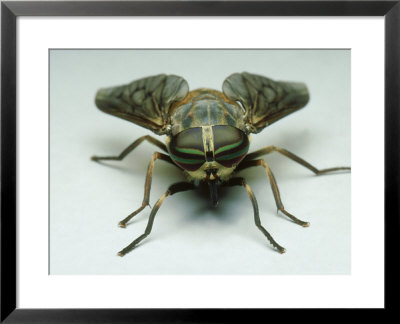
[
  {"x1": 236, "y1": 159, "x2": 310, "y2": 227},
  {"x1": 118, "y1": 152, "x2": 179, "y2": 228}
]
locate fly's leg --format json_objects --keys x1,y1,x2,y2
[
  {"x1": 91, "y1": 135, "x2": 168, "y2": 162},
  {"x1": 237, "y1": 159, "x2": 309, "y2": 227},
  {"x1": 91, "y1": 136, "x2": 180, "y2": 227},
  {"x1": 243, "y1": 145, "x2": 350, "y2": 175},
  {"x1": 118, "y1": 152, "x2": 176, "y2": 228},
  {"x1": 224, "y1": 177, "x2": 285, "y2": 253},
  {"x1": 118, "y1": 182, "x2": 196, "y2": 257}
]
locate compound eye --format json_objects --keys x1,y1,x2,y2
[
  {"x1": 168, "y1": 127, "x2": 205, "y2": 171},
  {"x1": 213, "y1": 125, "x2": 249, "y2": 168}
]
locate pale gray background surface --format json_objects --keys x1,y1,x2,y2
[{"x1": 50, "y1": 49, "x2": 351, "y2": 275}]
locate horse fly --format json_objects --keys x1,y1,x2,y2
[{"x1": 91, "y1": 72, "x2": 350, "y2": 256}]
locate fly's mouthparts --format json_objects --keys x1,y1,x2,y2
[
  {"x1": 207, "y1": 180, "x2": 220, "y2": 207},
  {"x1": 205, "y1": 168, "x2": 219, "y2": 181}
]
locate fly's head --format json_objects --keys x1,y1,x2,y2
[{"x1": 166, "y1": 125, "x2": 250, "y2": 206}]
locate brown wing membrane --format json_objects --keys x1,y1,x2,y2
[
  {"x1": 95, "y1": 74, "x2": 189, "y2": 135},
  {"x1": 222, "y1": 72, "x2": 309, "y2": 133}
]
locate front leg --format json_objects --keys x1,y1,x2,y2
[
  {"x1": 223, "y1": 177, "x2": 286, "y2": 253},
  {"x1": 118, "y1": 181, "x2": 197, "y2": 256}
]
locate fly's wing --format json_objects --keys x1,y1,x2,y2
[
  {"x1": 95, "y1": 74, "x2": 189, "y2": 135},
  {"x1": 222, "y1": 72, "x2": 309, "y2": 133}
]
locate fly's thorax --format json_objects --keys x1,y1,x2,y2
[
  {"x1": 166, "y1": 125, "x2": 250, "y2": 183},
  {"x1": 169, "y1": 89, "x2": 246, "y2": 135}
]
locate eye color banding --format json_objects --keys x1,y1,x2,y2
[
  {"x1": 174, "y1": 147, "x2": 204, "y2": 156},
  {"x1": 213, "y1": 125, "x2": 249, "y2": 168},
  {"x1": 215, "y1": 146, "x2": 249, "y2": 161},
  {"x1": 214, "y1": 136, "x2": 244, "y2": 155},
  {"x1": 168, "y1": 127, "x2": 206, "y2": 171},
  {"x1": 168, "y1": 125, "x2": 250, "y2": 171},
  {"x1": 168, "y1": 154, "x2": 204, "y2": 165}
]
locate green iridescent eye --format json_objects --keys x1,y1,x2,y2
[
  {"x1": 213, "y1": 125, "x2": 249, "y2": 167},
  {"x1": 167, "y1": 127, "x2": 205, "y2": 171}
]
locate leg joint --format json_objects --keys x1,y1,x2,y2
[
  {"x1": 152, "y1": 151, "x2": 162, "y2": 160},
  {"x1": 255, "y1": 158, "x2": 267, "y2": 169}
]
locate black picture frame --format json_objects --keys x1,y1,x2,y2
[{"x1": 1, "y1": 0, "x2": 399, "y2": 322}]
